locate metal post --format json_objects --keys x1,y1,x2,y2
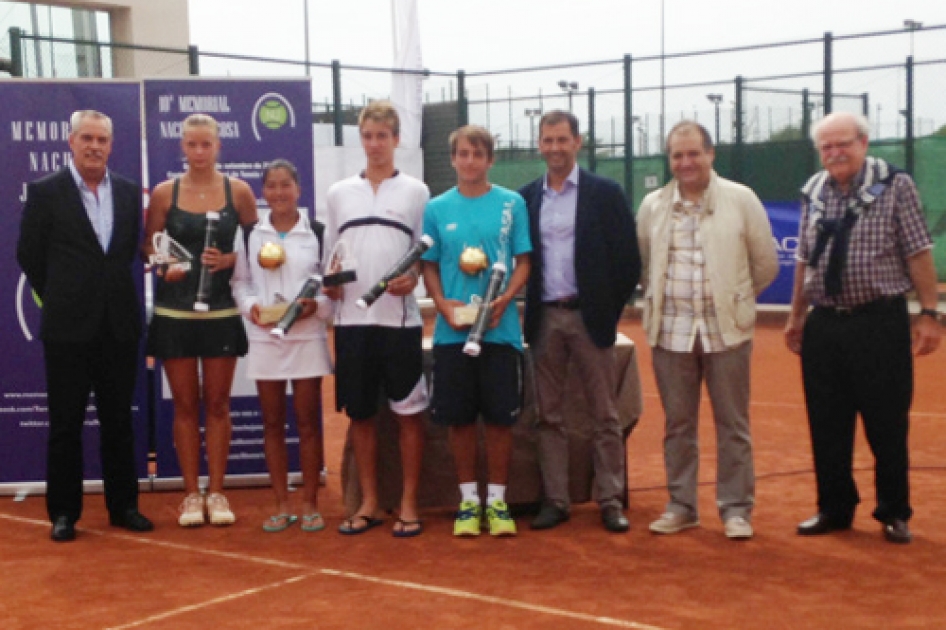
[
  {"x1": 861, "y1": 92, "x2": 869, "y2": 118},
  {"x1": 623, "y1": 54, "x2": 633, "y2": 201},
  {"x1": 588, "y1": 87, "x2": 597, "y2": 173},
  {"x1": 733, "y1": 75, "x2": 744, "y2": 184},
  {"x1": 802, "y1": 88, "x2": 816, "y2": 175},
  {"x1": 458, "y1": 70, "x2": 467, "y2": 127},
  {"x1": 9, "y1": 27, "x2": 24, "y2": 77},
  {"x1": 332, "y1": 59, "x2": 343, "y2": 147},
  {"x1": 823, "y1": 32, "x2": 833, "y2": 115},
  {"x1": 303, "y1": 0, "x2": 311, "y2": 76},
  {"x1": 187, "y1": 45, "x2": 200, "y2": 76},
  {"x1": 905, "y1": 55, "x2": 914, "y2": 175}
]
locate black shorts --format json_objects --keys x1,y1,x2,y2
[
  {"x1": 334, "y1": 325, "x2": 424, "y2": 421},
  {"x1": 430, "y1": 343, "x2": 522, "y2": 427}
]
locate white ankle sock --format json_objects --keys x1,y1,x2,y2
[
  {"x1": 487, "y1": 484, "x2": 506, "y2": 504},
  {"x1": 459, "y1": 482, "x2": 479, "y2": 504}
]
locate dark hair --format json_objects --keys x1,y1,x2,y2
[
  {"x1": 539, "y1": 110, "x2": 579, "y2": 138},
  {"x1": 262, "y1": 158, "x2": 299, "y2": 185},
  {"x1": 665, "y1": 121, "x2": 714, "y2": 153}
]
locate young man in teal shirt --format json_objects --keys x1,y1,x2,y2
[{"x1": 422, "y1": 125, "x2": 532, "y2": 537}]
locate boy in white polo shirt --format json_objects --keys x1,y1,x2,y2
[{"x1": 323, "y1": 101, "x2": 429, "y2": 538}]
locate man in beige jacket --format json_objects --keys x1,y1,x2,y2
[{"x1": 637, "y1": 121, "x2": 778, "y2": 540}]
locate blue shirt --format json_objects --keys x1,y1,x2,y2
[
  {"x1": 423, "y1": 185, "x2": 532, "y2": 349},
  {"x1": 68, "y1": 163, "x2": 113, "y2": 252},
  {"x1": 539, "y1": 164, "x2": 579, "y2": 300}
]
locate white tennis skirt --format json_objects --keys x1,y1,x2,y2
[{"x1": 245, "y1": 336, "x2": 333, "y2": 381}]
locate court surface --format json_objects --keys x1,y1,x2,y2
[{"x1": 2, "y1": 317, "x2": 944, "y2": 629}]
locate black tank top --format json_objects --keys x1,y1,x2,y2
[{"x1": 153, "y1": 177, "x2": 241, "y2": 311}]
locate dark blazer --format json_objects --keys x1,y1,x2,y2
[
  {"x1": 17, "y1": 168, "x2": 143, "y2": 343},
  {"x1": 519, "y1": 168, "x2": 640, "y2": 348}
]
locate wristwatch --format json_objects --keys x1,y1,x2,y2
[{"x1": 918, "y1": 308, "x2": 941, "y2": 322}]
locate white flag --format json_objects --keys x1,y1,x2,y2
[{"x1": 390, "y1": 0, "x2": 423, "y2": 149}]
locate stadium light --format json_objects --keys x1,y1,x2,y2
[
  {"x1": 707, "y1": 94, "x2": 723, "y2": 144},
  {"x1": 557, "y1": 80, "x2": 579, "y2": 112}
]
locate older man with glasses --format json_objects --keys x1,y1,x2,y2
[{"x1": 785, "y1": 111, "x2": 941, "y2": 544}]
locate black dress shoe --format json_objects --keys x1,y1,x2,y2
[
  {"x1": 883, "y1": 519, "x2": 912, "y2": 544},
  {"x1": 50, "y1": 516, "x2": 76, "y2": 542},
  {"x1": 796, "y1": 512, "x2": 853, "y2": 536},
  {"x1": 601, "y1": 505, "x2": 630, "y2": 533},
  {"x1": 530, "y1": 503, "x2": 570, "y2": 530},
  {"x1": 109, "y1": 509, "x2": 154, "y2": 533}
]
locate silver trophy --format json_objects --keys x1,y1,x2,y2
[
  {"x1": 356, "y1": 234, "x2": 434, "y2": 309},
  {"x1": 463, "y1": 261, "x2": 507, "y2": 357},
  {"x1": 150, "y1": 231, "x2": 193, "y2": 272},
  {"x1": 323, "y1": 239, "x2": 358, "y2": 287},
  {"x1": 193, "y1": 211, "x2": 220, "y2": 312}
]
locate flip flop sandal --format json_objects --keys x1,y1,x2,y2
[
  {"x1": 301, "y1": 513, "x2": 326, "y2": 533},
  {"x1": 392, "y1": 517, "x2": 424, "y2": 538},
  {"x1": 263, "y1": 513, "x2": 298, "y2": 533},
  {"x1": 338, "y1": 514, "x2": 383, "y2": 535}
]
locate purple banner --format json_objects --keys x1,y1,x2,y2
[
  {"x1": 143, "y1": 79, "x2": 314, "y2": 479},
  {"x1": 0, "y1": 81, "x2": 147, "y2": 487},
  {"x1": 758, "y1": 201, "x2": 802, "y2": 305}
]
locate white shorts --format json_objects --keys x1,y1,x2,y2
[
  {"x1": 389, "y1": 375, "x2": 430, "y2": 416},
  {"x1": 245, "y1": 337, "x2": 333, "y2": 381}
]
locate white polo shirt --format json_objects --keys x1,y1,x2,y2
[{"x1": 323, "y1": 171, "x2": 430, "y2": 328}]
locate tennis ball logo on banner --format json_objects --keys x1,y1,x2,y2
[
  {"x1": 251, "y1": 93, "x2": 296, "y2": 141},
  {"x1": 259, "y1": 100, "x2": 288, "y2": 130}
]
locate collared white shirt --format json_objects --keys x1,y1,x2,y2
[
  {"x1": 68, "y1": 163, "x2": 113, "y2": 252},
  {"x1": 658, "y1": 183, "x2": 725, "y2": 353},
  {"x1": 540, "y1": 163, "x2": 579, "y2": 301}
]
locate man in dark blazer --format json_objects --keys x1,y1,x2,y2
[
  {"x1": 17, "y1": 110, "x2": 153, "y2": 542},
  {"x1": 519, "y1": 110, "x2": 641, "y2": 533}
]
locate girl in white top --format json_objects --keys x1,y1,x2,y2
[{"x1": 232, "y1": 159, "x2": 333, "y2": 533}]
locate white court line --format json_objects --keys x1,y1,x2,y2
[
  {"x1": 0, "y1": 512, "x2": 665, "y2": 630},
  {"x1": 104, "y1": 574, "x2": 316, "y2": 630},
  {"x1": 321, "y1": 568, "x2": 665, "y2": 629}
]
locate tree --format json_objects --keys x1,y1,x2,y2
[{"x1": 768, "y1": 125, "x2": 804, "y2": 142}]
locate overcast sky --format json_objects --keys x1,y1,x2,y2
[{"x1": 186, "y1": 0, "x2": 946, "y2": 145}]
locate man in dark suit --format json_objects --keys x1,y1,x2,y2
[
  {"x1": 519, "y1": 110, "x2": 641, "y2": 533},
  {"x1": 17, "y1": 109, "x2": 153, "y2": 542}
]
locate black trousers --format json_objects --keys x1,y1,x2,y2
[
  {"x1": 801, "y1": 296, "x2": 913, "y2": 523},
  {"x1": 43, "y1": 330, "x2": 140, "y2": 523}
]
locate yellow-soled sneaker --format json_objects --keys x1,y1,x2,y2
[
  {"x1": 453, "y1": 501, "x2": 482, "y2": 537},
  {"x1": 487, "y1": 500, "x2": 517, "y2": 537}
]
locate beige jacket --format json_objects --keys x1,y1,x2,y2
[{"x1": 637, "y1": 171, "x2": 778, "y2": 348}]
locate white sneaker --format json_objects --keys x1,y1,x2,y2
[
  {"x1": 206, "y1": 492, "x2": 236, "y2": 526},
  {"x1": 649, "y1": 511, "x2": 700, "y2": 534},
  {"x1": 178, "y1": 493, "x2": 205, "y2": 527},
  {"x1": 724, "y1": 516, "x2": 754, "y2": 540}
]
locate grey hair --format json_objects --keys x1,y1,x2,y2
[
  {"x1": 810, "y1": 112, "x2": 870, "y2": 144},
  {"x1": 70, "y1": 110, "x2": 113, "y2": 137}
]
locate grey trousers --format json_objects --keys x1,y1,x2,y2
[
  {"x1": 533, "y1": 308, "x2": 623, "y2": 511},
  {"x1": 652, "y1": 339, "x2": 755, "y2": 522}
]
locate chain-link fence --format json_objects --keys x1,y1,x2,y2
[{"x1": 6, "y1": 24, "x2": 946, "y2": 275}]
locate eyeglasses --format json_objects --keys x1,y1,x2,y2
[{"x1": 817, "y1": 138, "x2": 859, "y2": 152}]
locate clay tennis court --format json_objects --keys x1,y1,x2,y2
[{"x1": 2, "y1": 314, "x2": 944, "y2": 629}]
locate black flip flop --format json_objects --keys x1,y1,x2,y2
[
  {"x1": 392, "y1": 518, "x2": 424, "y2": 538},
  {"x1": 338, "y1": 514, "x2": 383, "y2": 535}
]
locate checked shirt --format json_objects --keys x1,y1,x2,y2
[{"x1": 796, "y1": 166, "x2": 932, "y2": 308}]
